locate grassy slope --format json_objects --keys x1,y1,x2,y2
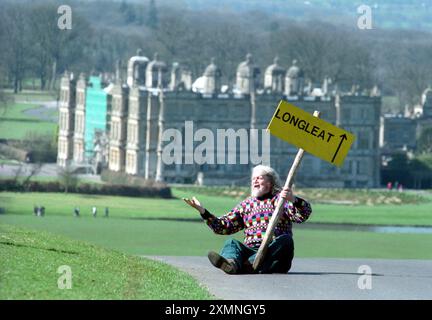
[
  {"x1": 0, "y1": 214, "x2": 234, "y2": 256},
  {"x1": 0, "y1": 223, "x2": 213, "y2": 299}
]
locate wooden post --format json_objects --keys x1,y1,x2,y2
[{"x1": 253, "y1": 110, "x2": 321, "y2": 271}]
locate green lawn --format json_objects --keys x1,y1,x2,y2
[
  {"x1": 1, "y1": 187, "x2": 432, "y2": 300},
  {"x1": 0, "y1": 223, "x2": 213, "y2": 299},
  {"x1": 1, "y1": 189, "x2": 432, "y2": 260},
  {"x1": 0, "y1": 121, "x2": 57, "y2": 139},
  {"x1": 0, "y1": 102, "x2": 57, "y2": 139},
  {"x1": 1, "y1": 213, "x2": 432, "y2": 260},
  {"x1": 0, "y1": 157, "x2": 21, "y2": 165},
  {"x1": 4, "y1": 90, "x2": 57, "y2": 102},
  {"x1": 1, "y1": 103, "x2": 39, "y2": 119},
  {"x1": 1, "y1": 189, "x2": 431, "y2": 226},
  {"x1": 0, "y1": 190, "x2": 233, "y2": 220}
]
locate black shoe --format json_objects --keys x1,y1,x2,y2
[
  {"x1": 207, "y1": 251, "x2": 238, "y2": 275},
  {"x1": 242, "y1": 260, "x2": 255, "y2": 274}
]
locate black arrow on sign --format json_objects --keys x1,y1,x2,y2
[{"x1": 331, "y1": 134, "x2": 348, "y2": 163}]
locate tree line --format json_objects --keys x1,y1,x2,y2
[{"x1": 1, "y1": 0, "x2": 432, "y2": 111}]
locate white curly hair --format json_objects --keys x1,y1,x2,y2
[{"x1": 251, "y1": 165, "x2": 282, "y2": 195}]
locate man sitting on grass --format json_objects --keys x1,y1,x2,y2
[{"x1": 183, "y1": 165, "x2": 312, "y2": 275}]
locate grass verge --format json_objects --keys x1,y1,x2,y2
[
  {"x1": 0, "y1": 223, "x2": 214, "y2": 299},
  {"x1": 173, "y1": 185, "x2": 428, "y2": 205}
]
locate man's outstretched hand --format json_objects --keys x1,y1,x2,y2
[{"x1": 183, "y1": 197, "x2": 206, "y2": 214}]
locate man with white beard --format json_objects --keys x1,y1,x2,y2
[{"x1": 183, "y1": 165, "x2": 312, "y2": 274}]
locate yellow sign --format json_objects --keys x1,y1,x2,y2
[{"x1": 267, "y1": 100, "x2": 355, "y2": 167}]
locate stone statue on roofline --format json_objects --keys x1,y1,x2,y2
[
  {"x1": 284, "y1": 59, "x2": 304, "y2": 96},
  {"x1": 236, "y1": 53, "x2": 260, "y2": 95}
]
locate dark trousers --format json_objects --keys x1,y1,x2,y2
[{"x1": 220, "y1": 234, "x2": 294, "y2": 274}]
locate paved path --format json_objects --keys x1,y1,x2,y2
[
  {"x1": 0, "y1": 163, "x2": 101, "y2": 182},
  {"x1": 147, "y1": 256, "x2": 432, "y2": 300},
  {"x1": 13, "y1": 99, "x2": 58, "y2": 122},
  {"x1": 22, "y1": 101, "x2": 58, "y2": 122}
]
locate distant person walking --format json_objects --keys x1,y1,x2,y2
[
  {"x1": 37, "y1": 206, "x2": 45, "y2": 217},
  {"x1": 387, "y1": 182, "x2": 392, "y2": 191},
  {"x1": 74, "y1": 207, "x2": 80, "y2": 217},
  {"x1": 92, "y1": 206, "x2": 97, "y2": 217},
  {"x1": 104, "y1": 207, "x2": 109, "y2": 218}
]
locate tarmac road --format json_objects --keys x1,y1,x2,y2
[
  {"x1": 22, "y1": 101, "x2": 58, "y2": 122},
  {"x1": 147, "y1": 256, "x2": 432, "y2": 300}
]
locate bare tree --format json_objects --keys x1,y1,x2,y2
[
  {"x1": 0, "y1": 89, "x2": 12, "y2": 116},
  {"x1": 22, "y1": 163, "x2": 43, "y2": 190},
  {"x1": 1, "y1": 5, "x2": 31, "y2": 93},
  {"x1": 204, "y1": 22, "x2": 257, "y2": 85},
  {"x1": 377, "y1": 43, "x2": 432, "y2": 110},
  {"x1": 418, "y1": 128, "x2": 432, "y2": 154},
  {"x1": 11, "y1": 162, "x2": 43, "y2": 190},
  {"x1": 12, "y1": 163, "x2": 24, "y2": 185},
  {"x1": 24, "y1": 3, "x2": 92, "y2": 91},
  {"x1": 58, "y1": 165, "x2": 79, "y2": 193},
  {"x1": 1, "y1": 0, "x2": 431, "y2": 110},
  {"x1": 28, "y1": 4, "x2": 55, "y2": 90}
]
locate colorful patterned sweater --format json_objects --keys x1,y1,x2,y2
[{"x1": 201, "y1": 192, "x2": 312, "y2": 248}]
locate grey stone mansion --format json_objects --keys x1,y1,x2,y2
[{"x1": 57, "y1": 52, "x2": 381, "y2": 188}]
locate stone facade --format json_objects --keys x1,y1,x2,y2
[
  {"x1": 379, "y1": 87, "x2": 432, "y2": 155},
  {"x1": 72, "y1": 73, "x2": 86, "y2": 163},
  {"x1": 107, "y1": 84, "x2": 129, "y2": 172},
  {"x1": 381, "y1": 115, "x2": 417, "y2": 151},
  {"x1": 57, "y1": 72, "x2": 76, "y2": 167},
  {"x1": 337, "y1": 95, "x2": 381, "y2": 188},
  {"x1": 58, "y1": 54, "x2": 382, "y2": 188}
]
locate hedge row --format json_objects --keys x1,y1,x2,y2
[
  {"x1": 101, "y1": 169, "x2": 162, "y2": 187},
  {"x1": 0, "y1": 179, "x2": 172, "y2": 199}
]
